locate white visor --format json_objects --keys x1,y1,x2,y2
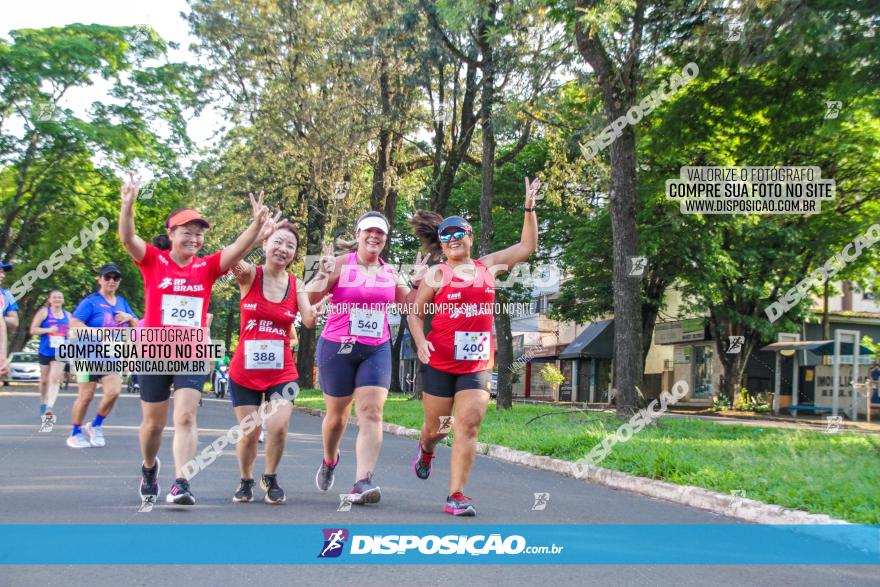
[{"x1": 356, "y1": 217, "x2": 388, "y2": 234}]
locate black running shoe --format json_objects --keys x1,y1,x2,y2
[
  {"x1": 233, "y1": 478, "x2": 255, "y2": 503},
  {"x1": 350, "y1": 473, "x2": 381, "y2": 505},
  {"x1": 315, "y1": 453, "x2": 339, "y2": 492},
  {"x1": 139, "y1": 458, "x2": 160, "y2": 501},
  {"x1": 166, "y1": 477, "x2": 196, "y2": 505},
  {"x1": 261, "y1": 473, "x2": 286, "y2": 504}
]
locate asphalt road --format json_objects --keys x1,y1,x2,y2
[{"x1": 0, "y1": 384, "x2": 875, "y2": 586}]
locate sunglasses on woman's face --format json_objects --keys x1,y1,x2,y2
[
  {"x1": 439, "y1": 230, "x2": 469, "y2": 243},
  {"x1": 103, "y1": 274, "x2": 122, "y2": 282}
]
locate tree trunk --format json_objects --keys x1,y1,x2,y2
[
  {"x1": 641, "y1": 301, "x2": 660, "y2": 365},
  {"x1": 390, "y1": 319, "x2": 406, "y2": 394},
  {"x1": 574, "y1": 0, "x2": 646, "y2": 412},
  {"x1": 709, "y1": 307, "x2": 754, "y2": 404},
  {"x1": 224, "y1": 297, "x2": 235, "y2": 355},
  {"x1": 429, "y1": 59, "x2": 478, "y2": 216},
  {"x1": 608, "y1": 127, "x2": 642, "y2": 412},
  {"x1": 822, "y1": 280, "x2": 831, "y2": 339},
  {"x1": 494, "y1": 290, "x2": 514, "y2": 408},
  {"x1": 297, "y1": 184, "x2": 328, "y2": 389},
  {"x1": 10, "y1": 295, "x2": 38, "y2": 353},
  {"x1": 477, "y1": 8, "x2": 496, "y2": 258}
]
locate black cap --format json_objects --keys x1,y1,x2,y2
[
  {"x1": 0, "y1": 262, "x2": 11, "y2": 271},
  {"x1": 437, "y1": 216, "x2": 472, "y2": 234},
  {"x1": 98, "y1": 263, "x2": 122, "y2": 276}
]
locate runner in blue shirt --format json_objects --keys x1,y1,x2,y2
[
  {"x1": 67, "y1": 263, "x2": 138, "y2": 448},
  {"x1": 0, "y1": 261, "x2": 20, "y2": 330},
  {"x1": 29, "y1": 291, "x2": 70, "y2": 431}
]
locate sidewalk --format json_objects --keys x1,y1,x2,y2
[
  {"x1": 668, "y1": 410, "x2": 880, "y2": 434},
  {"x1": 513, "y1": 398, "x2": 880, "y2": 434}
]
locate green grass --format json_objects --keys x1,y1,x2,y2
[{"x1": 297, "y1": 389, "x2": 880, "y2": 524}]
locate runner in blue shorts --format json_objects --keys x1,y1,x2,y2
[{"x1": 308, "y1": 212, "x2": 428, "y2": 504}]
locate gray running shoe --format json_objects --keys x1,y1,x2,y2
[{"x1": 315, "y1": 453, "x2": 339, "y2": 492}]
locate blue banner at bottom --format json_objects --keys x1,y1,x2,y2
[{"x1": 0, "y1": 524, "x2": 877, "y2": 565}]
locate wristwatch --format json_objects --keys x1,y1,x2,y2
[{"x1": 522, "y1": 206, "x2": 537, "y2": 212}]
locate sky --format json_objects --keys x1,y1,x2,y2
[{"x1": 3, "y1": 0, "x2": 222, "y2": 150}]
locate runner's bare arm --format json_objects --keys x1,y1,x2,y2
[
  {"x1": 219, "y1": 193, "x2": 276, "y2": 273},
  {"x1": 232, "y1": 260, "x2": 258, "y2": 296},
  {"x1": 407, "y1": 278, "x2": 438, "y2": 364},
  {"x1": 29, "y1": 307, "x2": 51, "y2": 335},
  {"x1": 481, "y1": 177, "x2": 540, "y2": 269},
  {"x1": 297, "y1": 281, "x2": 330, "y2": 328},
  {"x1": 5, "y1": 311, "x2": 18, "y2": 330},
  {"x1": 119, "y1": 172, "x2": 147, "y2": 263}
]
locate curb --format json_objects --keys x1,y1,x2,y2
[{"x1": 293, "y1": 405, "x2": 874, "y2": 553}]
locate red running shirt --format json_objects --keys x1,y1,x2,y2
[
  {"x1": 229, "y1": 266, "x2": 299, "y2": 388},
  {"x1": 134, "y1": 244, "x2": 222, "y2": 328},
  {"x1": 426, "y1": 259, "x2": 495, "y2": 374}
]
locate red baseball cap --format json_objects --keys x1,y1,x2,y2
[{"x1": 166, "y1": 209, "x2": 210, "y2": 229}]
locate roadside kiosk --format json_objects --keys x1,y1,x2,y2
[{"x1": 761, "y1": 330, "x2": 873, "y2": 420}]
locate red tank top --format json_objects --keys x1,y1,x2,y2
[
  {"x1": 427, "y1": 259, "x2": 495, "y2": 374},
  {"x1": 229, "y1": 266, "x2": 299, "y2": 388}
]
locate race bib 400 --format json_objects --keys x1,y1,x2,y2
[{"x1": 454, "y1": 331, "x2": 490, "y2": 361}]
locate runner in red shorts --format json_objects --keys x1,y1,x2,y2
[
  {"x1": 227, "y1": 220, "x2": 328, "y2": 504},
  {"x1": 118, "y1": 173, "x2": 275, "y2": 507},
  {"x1": 408, "y1": 177, "x2": 541, "y2": 516}
]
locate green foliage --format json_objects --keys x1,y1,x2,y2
[
  {"x1": 539, "y1": 364, "x2": 565, "y2": 387},
  {"x1": 0, "y1": 24, "x2": 195, "y2": 347},
  {"x1": 711, "y1": 395, "x2": 732, "y2": 412}
]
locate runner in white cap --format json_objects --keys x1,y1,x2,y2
[{"x1": 309, "y1": 211, "x2": 428, "y2": 505}]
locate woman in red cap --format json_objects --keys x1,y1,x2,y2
[
  {"x1": 118, "y1": 173, "x2": 276, "y2": 507},
  {"x1": 408, "y1": 177, "x2": 540, "y2": 516}
]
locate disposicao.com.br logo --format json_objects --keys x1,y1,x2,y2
[
  {"x1": 318, "y1": 528, "x2": 563, "y2": 558},
  {"x1": 318, "y1": 528, "x2": 349, "y2": 558}
]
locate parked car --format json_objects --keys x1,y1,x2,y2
[{"x1": 4, "y1": 352, "x2": 41, "y2": 385}]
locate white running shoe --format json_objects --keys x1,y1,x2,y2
[
  {"x1": 39, "y1": 412, "x2": 56, "y2": 433},
  {"x1": 66, "y1": 433, "x2": 91, "y2": 448},
  {"x1": 84, "y1": 422, "x2": 105, "y2": 447}
]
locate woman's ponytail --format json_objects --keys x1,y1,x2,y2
[{"x1": 409, "y1": 210, "x2": 443, "y2": 259}]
